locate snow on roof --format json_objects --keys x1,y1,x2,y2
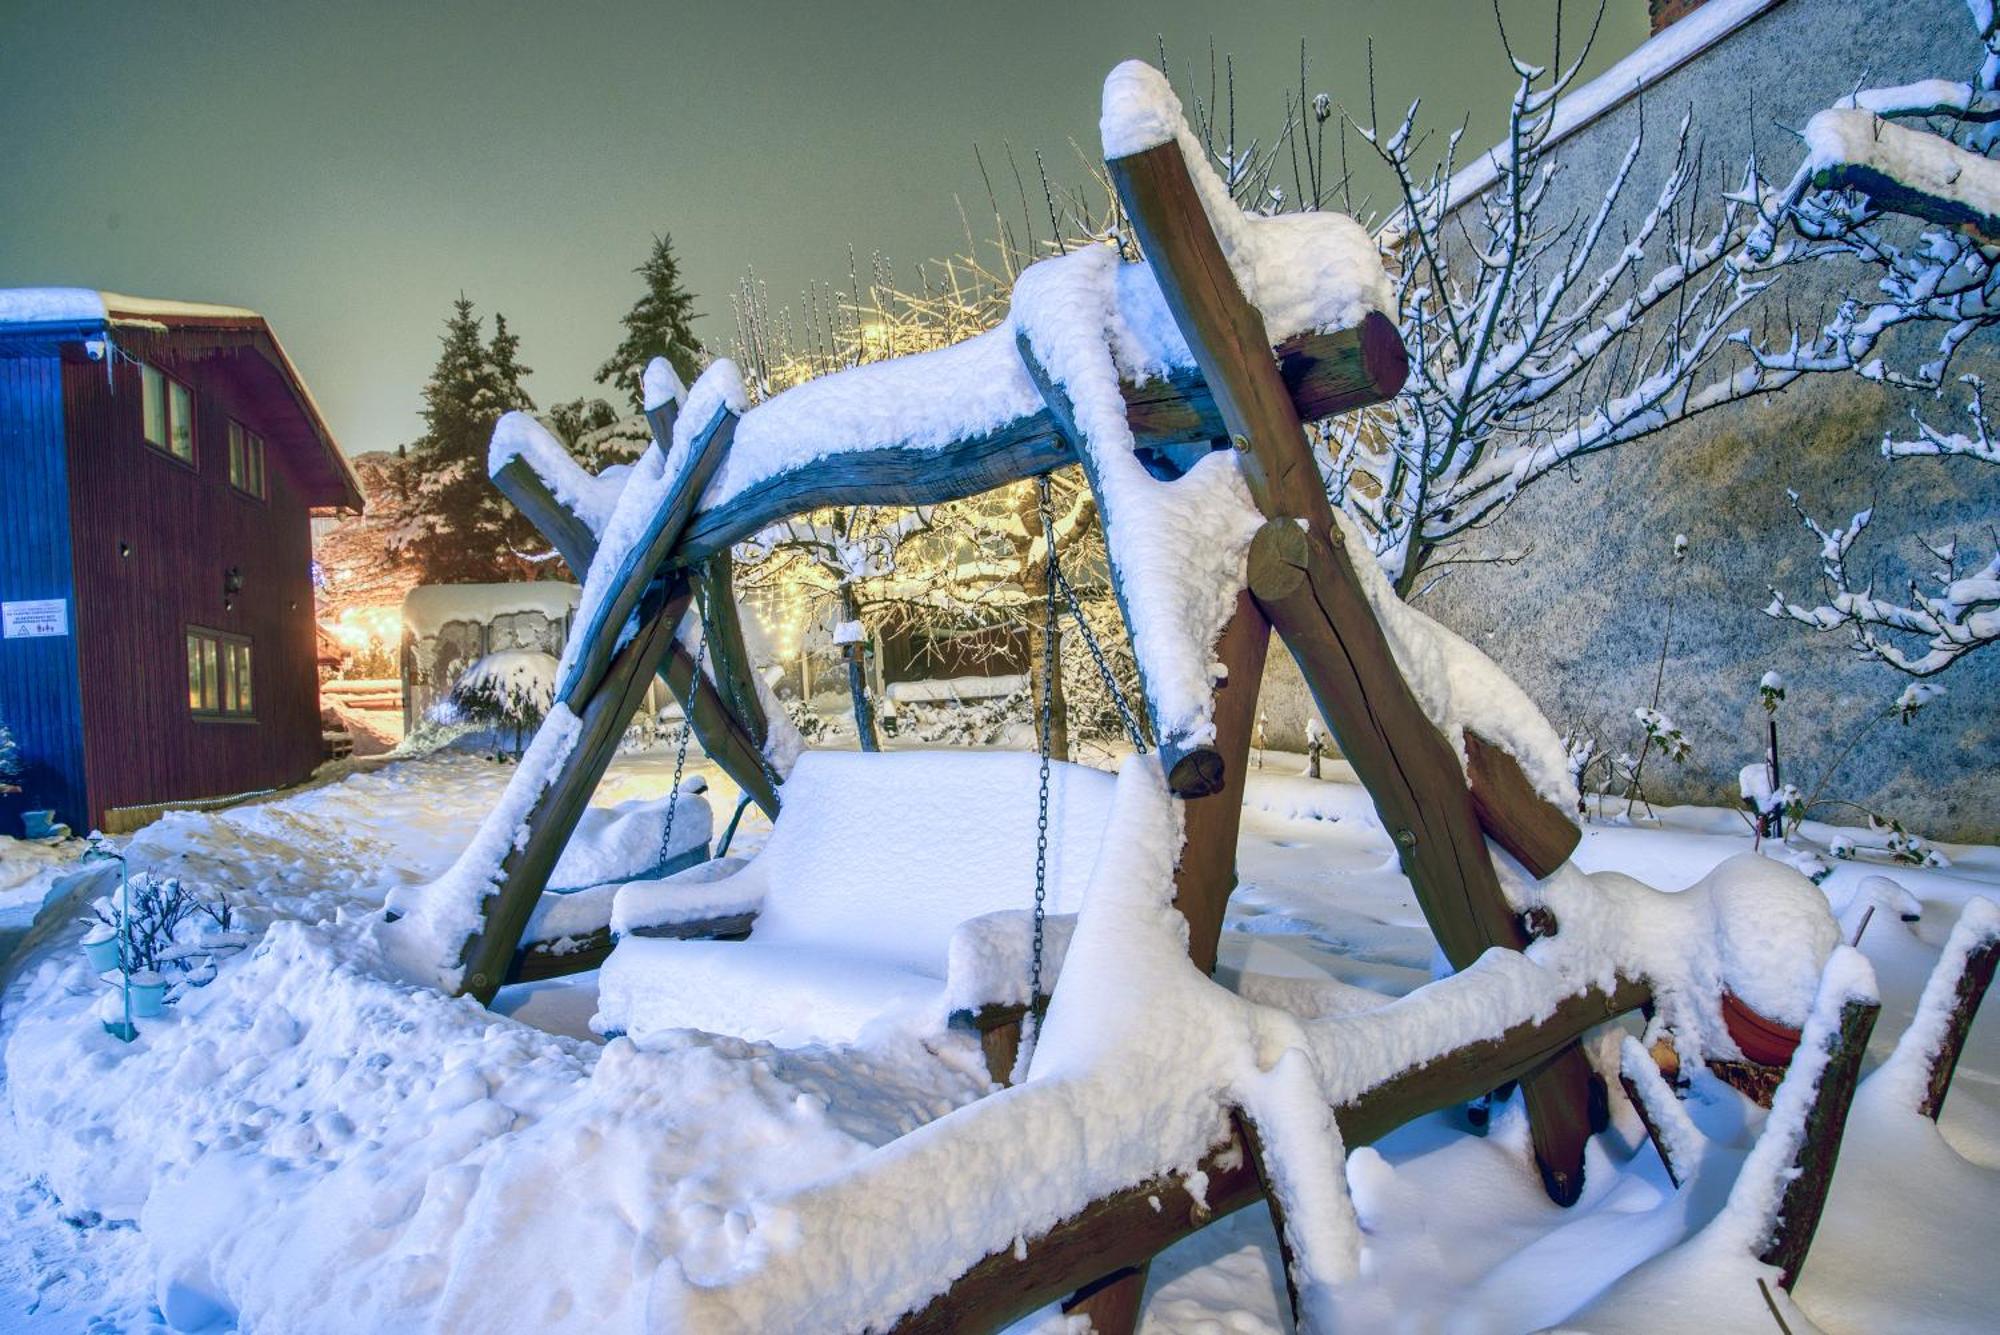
[
  {"x1": 0, "y1": 288, "x2": 264, "y2": 329},
  {"x1": 403, "y1": 581, "x2": 580, "y2": 639},
  {"x1": 0, "y1": 286, "x2": 363, "y2": 511},
  {"x1": 0, "y1": 287, "x2": 108, "y2": 326}
]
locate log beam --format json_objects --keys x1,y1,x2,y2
[
  {"x1": 1464, "y1": 731, "x2": 1581, "y2": 879},
  {"x1": 668, "y1": 321, "x2": 1407, "y2": 569},
  {"x1": 559, "y1": 406, "x2": 736, "y2": 705},
  {"x1": 893, "y1": 976, "x2": 1648, "y2": 1333},
  {"x1": 1917, "y1": 909, "x2": 2000, "y2": 1122}
]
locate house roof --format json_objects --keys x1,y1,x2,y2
[{"x1": 0, "y1": 287, "x2": 365, "y2": 513}]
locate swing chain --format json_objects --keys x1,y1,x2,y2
[
  {"x1": 657, "y1": 613, "x2": 708, "y2": 870},
  {"x1": 1028, "y1": 475, "x2": 1060, "y2": 1028},
  {"x1": 1048, "y1": 557, "x2": 1146, "y2": 755}
]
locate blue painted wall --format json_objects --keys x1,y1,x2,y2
[{"x1": 0, "y1": 348, "x2": 88, "y2": 836}]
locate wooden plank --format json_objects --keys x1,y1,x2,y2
[
  {"x1": 1465, "y1": 731, "x2": 1581, "y2": 879},
  {"x1": 492, "y1": 450, "x2": 780, "y2": 819},
  {"x1": 457, "y1": 580, "x2": 690, "y2": 1004},
  {"x1": 558, "y1": 405, "x2": 736, "y2": 706},
  {"x1": 667, "y1": 322, "x2": 1403, "y2": 569},
  {"x1": 696, "y1": 553, "x2": 775, "y2": 760},
  {"x1": 1760, "y1": 998, "x2": 1880, "y2": 1289},
  {"x1": 894, "y1": 976, "x2": 1647, "y2": 1333}
]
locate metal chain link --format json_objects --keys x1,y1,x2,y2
[
  {"x1": 657, "y1": 618, "x2": 707, "y2": 869},
  {"x1": 1027, "y1": 475, "x2": 1060, "y2": 1031},
  {"x1": 1048, "y1": 557, "x2": 1147, "y2": 755}
]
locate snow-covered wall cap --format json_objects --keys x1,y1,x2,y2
[
  {"x1": 642, "y1": 356, "x2": 687, "y2": 413},
  {"x1": 1100, "y1": 59, "x2": 1186, "y2": 159}
]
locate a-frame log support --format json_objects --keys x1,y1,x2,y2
[
  {"x1": 454, "y1": 406, "x2": 740, "y2": 1003},
  {"x1": 492, "y1": 454, "x2": 780, "y2": 819},
  {"x1": 1104, "y1": 136, "x2": 1599, "y2": 1206}
]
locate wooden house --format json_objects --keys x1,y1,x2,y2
[{"x1": 0, "y1": 289, "x2": 363, "y2": 836}]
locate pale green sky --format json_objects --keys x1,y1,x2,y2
[{"x1": 0, "y1": 0, "x2": 1649, "y2": 454}]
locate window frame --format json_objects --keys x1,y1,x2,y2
[
  {"x1": 227, "y1": 419, "x2": 268, "y2": 499},
  {"x1": 140, "y1": 361, "x2": 197, "y2": 466},
  {"x1": 186, "y1": 627, "x2": 255, "y2": 721}
]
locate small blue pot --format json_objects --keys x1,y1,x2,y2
[
  {"x1": 128, "y1": 979, "x2": 169, "y2": 1018},
  {"x1": 82, "y1": 933, "x2": 120, "y2": 973},
  {"x1": 23, "y1": 810, "x2": 58, "y2": 839}
]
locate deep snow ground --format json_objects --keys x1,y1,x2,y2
[{"x1": 0, "y1": 745, "x2": 1993, "y2": 1332}]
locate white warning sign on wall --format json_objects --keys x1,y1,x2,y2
[{"x1": 2, "y1": 599, "x2": 69, "y2": 639}]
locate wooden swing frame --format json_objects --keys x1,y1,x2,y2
[{"x1": 442, "y1": 118, "x2": 1887, "y2": 1333}]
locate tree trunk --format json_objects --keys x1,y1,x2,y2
[{"x1": 839, "y1": 583, "x2": 881, "y2": 751}]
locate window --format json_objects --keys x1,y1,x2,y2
[
  {"x1": 186, "y1": 628, "x2": 253, "y2": 718},
  {"x1": 141, "y1": 363, "x2": 194, "y2": 463},
  {"x1": 228, "y1": 421, "x2": 267, "y2": 498}
]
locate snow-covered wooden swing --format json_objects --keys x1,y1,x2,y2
[{"x1": 380, "y1": 61, "x2": 1910, "y2": 1331}]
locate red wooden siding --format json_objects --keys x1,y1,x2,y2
[{"x1": 62, "y1": 341, "x2": 324, "y2": 824}]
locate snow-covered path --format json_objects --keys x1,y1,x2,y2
[{"x1": 0, "y1": 746, "x2": 1993, "y2": 1331}]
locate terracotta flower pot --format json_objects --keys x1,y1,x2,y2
[{"x1": 1721, "y1": 991, "x2": 1802, "y2": 1066}]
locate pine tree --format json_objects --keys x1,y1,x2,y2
[
  {"x1": 402, "y1": 297, "x2": 543, "y2": 583},
  {"x1": 596, "y1": 234, "x2": 704, "y2": 411}
]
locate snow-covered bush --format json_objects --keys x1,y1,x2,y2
[
  {"x1": 434, "y1": 650, "x2": 556, "y2": 758},
  {"x1": 84, "y1": 872, "x2": 241, "y2": 991}
]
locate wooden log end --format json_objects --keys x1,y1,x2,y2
[
  {"x1": 1165, "y1": 743, "x2": 1228, "y2": 799},
  {"x1": 1245, "y1": 519, "x2": 1311, "y2": 603},
  {"x1": 1359, "y1": 309, "x2": 1410, "y2": 402}
]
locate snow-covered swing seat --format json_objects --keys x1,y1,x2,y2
[{"x1": 595, "y1": 749, "x2": 1117, "y2": 1050}]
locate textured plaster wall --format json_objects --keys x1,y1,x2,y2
[{"x1": 1261, "y1": 0, "x2": 1997, "y2": 841}]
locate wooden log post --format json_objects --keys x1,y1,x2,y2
[
  {"x1": 457, "y1": 579, "x2": 691, "y2": 1003},
  {"x1": 1759, "y1": 998, "x2": 1881, "y2": 1289},
  {"x1": 1914, "y1": 903, "x2": 2000, "y2": 1122},
  {"x1": 492, "y1": 449, "x2": 779, "y2": 819},
  {"x1": 1108, "y1": 135, "x2": 1601, "y2": 1206}
]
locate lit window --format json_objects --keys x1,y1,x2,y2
[
  {"x1": 187, "y1": 629, "x2": 253, "y2": 718},
  {"x1": 228, "y1": 421, "x2": 267, "y2": 498},
  {"x1": 141, "y1": 362, "x2": 194, "y2": 463}
]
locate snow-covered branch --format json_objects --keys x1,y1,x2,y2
[
  {"x1": 1328, "y1": 37, "x2": 1783, "y2": 594},
  {"x1": 1749, "y1": 11, "x2": 2000, "y2": 677}
]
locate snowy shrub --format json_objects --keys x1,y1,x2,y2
[
  {"x1": 888, "y1": 686, "x2": 1032, "y2": 749},
  {"x1": 84, "y1": 872, "x2": 241, "y2": 990},
  {"x1": 435, "y1": 650, "x2": 556, "y2": 758},
  {"x1": 0, "y1": 713, "x2": 18, "y2": 791}
]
